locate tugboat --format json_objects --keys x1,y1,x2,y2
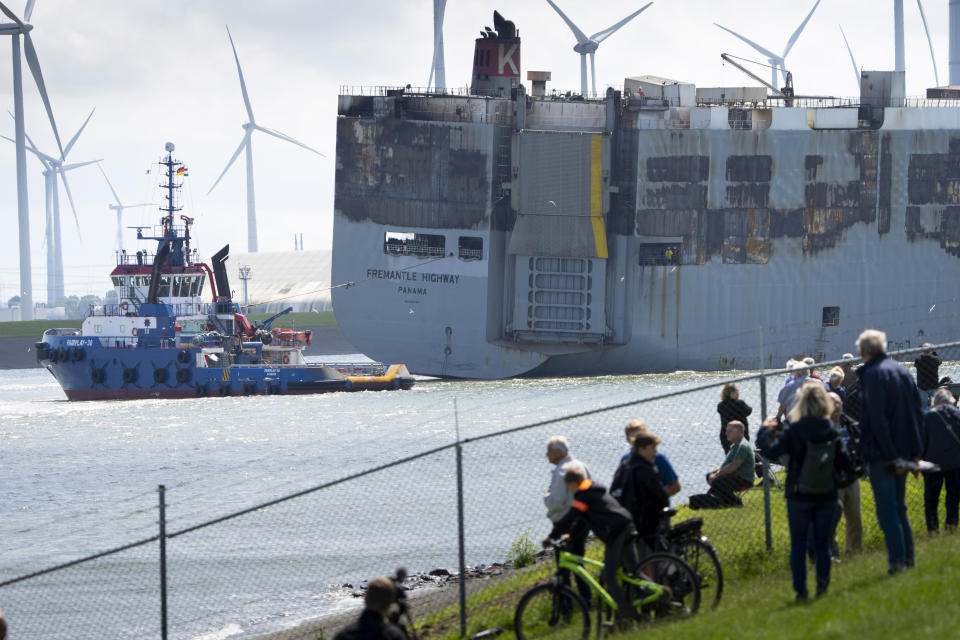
[{"x1": 36, "y1": 142, "x2": 415, "y2": 400}]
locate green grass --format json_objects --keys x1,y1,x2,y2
[
  {"x1": 417, "y1": 474, "x2": 956, "y2": 640},
  {"x1": 0, "y1": 311, "x2": 338, "y2": 339},
  {"x1": 0, "y1": 319, "x2": 83, "y2": 338},
  {"x1": 245, "y1": 311, "x2": 338, "y2": 328}
]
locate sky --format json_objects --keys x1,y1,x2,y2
[{"x1": 0, "y1": 0, "x2": 953, "y2": 303}]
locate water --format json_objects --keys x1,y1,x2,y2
[{"x1": 2, "y1": 357, "x2": 954, "y2": 638}]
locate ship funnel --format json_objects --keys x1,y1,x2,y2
[
  {"x1": 210, "y1": 245, "x2": 233, "y2": 308},
  {"x1": 471, "y1": 11, "x2": 521, "y2": 96}
]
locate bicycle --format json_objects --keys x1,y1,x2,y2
[
  {"x1": 651, "y1": 508, "x2": 724, "y2": 610},
  {"x1": 514, "y1": 537, "x2": 701, "y2": 640}
]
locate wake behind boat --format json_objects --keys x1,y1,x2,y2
[{"x1": 36, "y1": 142, "x2": 414, "y2": 400}]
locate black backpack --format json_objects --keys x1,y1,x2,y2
[{"x1": 797, "y1": 438, "x2": 837, "y2": 495}]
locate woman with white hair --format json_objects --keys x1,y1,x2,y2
[{"x1": 824, "y1": 366, "x2": 846, "y2": 403}]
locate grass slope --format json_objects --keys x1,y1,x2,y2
[
  {"x1": 0, "y1": 311, "x2": 338, "y2": 339},
  {"x1": 417, "y1": 475, "x2": 959, "y2": 640}
]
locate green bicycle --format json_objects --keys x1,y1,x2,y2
[{"x1": 514, "y1": 537, "x2": 701, "y2": 640}]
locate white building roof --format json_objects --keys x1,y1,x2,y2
[{"x1": 227, "y1": 249, "x2": 332, "y2": 313}]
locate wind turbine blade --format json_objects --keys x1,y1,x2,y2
[
  {"x1": 63, "y1": 108, "x2": 95, "y2": 159},
  {"x1": 714, "y1": 23, "x2": 779, "y2": 61},
  {"x1": 57, "y1": 168, "x2": 81, "y2": 238},
  {"x1": 545, "y1": 0, "x2": 590, "y2": 44},
  {"x1": 125, "y1": 203, "x2": 155, "y2": 209},
  {"x1": 207, "y1": 132, "x2": 250, "y2": 195},
  {"x1": 917, "y1": 0, "x2": 940, "y2": 87},
  {"x1": 838, "y1": 25, "x2": 860, "y2": 89},
  {"x1": 2, "y1": 134, "x2": 55, "y2": 166},
  {"x1": 254, "y1": 124, "x2": 325, "y2": 156},
  {"x1": 590, "y1": 2, "x2": 653, "y2": 43},
  {"x1": 62, "y1": 158, "x2": 101, "y2": 171},
  {"x1": 782, "y1": 0, "x2": 822, "y2": 58},
  {"x1": 23, "y1": 0, "x2": 36, "y2": 22},
  {"x1": 0, "y1": 2, "x2": 22, "y2": 24},
  {"x1": 21, "y1": 32, "x2": 65, "y2": 158},
  {"x1": 225, "y1": 25, "x2": 255, "y2": 123},
  {"x1": 96, "y1": 162, "x2": 122, "y2": 205}
]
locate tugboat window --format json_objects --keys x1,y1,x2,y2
[
  {"x1": 458, "y1": 236, "x2": 483, "y2": 260},
  {"x1": 157, "y1": 275, "x2": 171, "y2": 298},
  {"x1": 822, "y1": 306, "x2": 840, "y2": 327}
]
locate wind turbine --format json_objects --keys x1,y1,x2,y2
[
  {"x1": 208, "y1": 25, "x2": 325, "y2": 253},
  {"x1": 97, "y1": 164, "x2": 154, "y2": 254},
  {"x1": 428, "y1": 0, "x2": 446, "y2": 91},
  {"x1": 545, "y1": 1, "x2": 654, "y2": 98},
  {"x1": 4, "y1": 109, "x2": 100, "y2": 302},
  {"x1": 714, "y1": 0, "x2": 822, "y2": 89},
  {"x1": 0, "y1": 0, "x2": 64, "y2": 320},
  {"x1": 839, "y1": 25, "x2": 861, "y2": 91},
  {"x1": 916, "y1": 0, "x2": 940, "y2": 86}
]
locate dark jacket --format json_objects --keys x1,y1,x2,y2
[
  {"x1": 610, "y1": 454, "x2": 669, "y2": 538},
  {"x1": 922, "y1": 405, "x2": 960, "y2": 471},
  {"x1": 333, "y1": 609, "x2": 406, "y2": 640},
  {"x1": 549, "y1": 479, "x2": 634, "y2": 544},
  {"x1": 717, "y1": 398, "x2": 753, "y2": 439},
  {"x1": 858, "y1": 353, "x2": 924, "y2": 463},
  {"x1": 914, "y1": 352, "x2": 942, "y2": 390},
  {"x1": 756, "y1": 416, "x2": 840, "y2": 502}
]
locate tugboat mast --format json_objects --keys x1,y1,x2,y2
[{"x1": 157, "y1": 141, "x2": 192, "y2": 263}]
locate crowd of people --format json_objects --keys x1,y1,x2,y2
[{"x1": 538, "y1": 328, "x2": 960, "y2": 615}]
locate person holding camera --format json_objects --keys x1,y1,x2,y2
[
  {"x1": 915, "y1": 343, "x2": 942, "y2": 407},
  {"x1": 758, "y1": 382, "x2": 841, "y2": 601},
  {"x1": 333, "y1": 577, "x2": 406, "y2": 640}
]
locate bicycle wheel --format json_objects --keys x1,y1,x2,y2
[
  {"x1": 631, "y1": 552, "x2": 701, "y2": 619},
  {"x1": 514, "y1": 583, "x2": 590, "y2": 640},
  {"x1": 678, "y1": 538, "x2": 724, "y2": 609}
]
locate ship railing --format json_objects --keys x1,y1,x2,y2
[
  {"x1": 383, "y1": 242, "x2": 446, "y2": 258},
  {"x1": 458, "y1": 247, "x2": 483, "y2": 261},
  {"x1": 88, "y1": 302, "x2": 227, "y2": 318},
  {"x1": 117, "y1": 251, "x2": 155, "y2": 266}
]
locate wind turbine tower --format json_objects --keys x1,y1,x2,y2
[
  {"x1": 97, "y1": 164, "x2": 154, "y2": 254},
  {"x1": 715, "y1": 0, "x2": 822, "y2": 90},
  {"x1": 208, "y1": 26, "x2": 325, "y2": 253},
  {"x1": 546, "y1": 0, "x2": 654, "y2": 98},
  {"x1": 0, "y1": 0, "x2": 64, "y2": 320},
  {"x1": 429, "y1": 0, "x2": 446, "y2": 91}
]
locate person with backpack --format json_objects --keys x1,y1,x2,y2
[
  {"x1": 758, "y1": 382, "x2": 841, "y2": 601},
  {"x1": 921, "y1": 388, "x2": 960, "y2": 532}
]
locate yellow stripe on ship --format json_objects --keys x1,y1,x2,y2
[{"x1": 590, "y1": 135, "x2": 608, "y2": 259}]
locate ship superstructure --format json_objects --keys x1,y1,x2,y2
[{"x1": 332, "y1": 11, "x2": 960, "y2": 379}]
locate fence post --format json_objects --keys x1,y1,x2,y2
[
  {"x1": 454, "y1": 399, "x2": 467, "y2": 638},
  {"x1": 159, "y1": 485, "x2": 168, "y2": 640},
  {"x1": 759, "y1": 375, "x2": 773, "y2": 552}
]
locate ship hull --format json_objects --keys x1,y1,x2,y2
[
  {"x1": 333, "y1": 89, "x2": 960, "y2": 379},
  {"x1": 38, "y1": 335, "x2": 413, "y2": 401}
]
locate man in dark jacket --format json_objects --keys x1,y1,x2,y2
[
  {"x1": 333, "y1": 577, "x2": 406, "y2": 640},
  {"x1": 921, "y1": 388, "x2": 960, "y2": 532},
  {"x1": 544, "y1": 469, "x2": 638, "y2": 619},
  {"x1": 914, "y1": 343, "x2": 942, "y2": 407},
  {"x1": 857, "y1": 329, "x2": 924, "y2": 574},
  {"x1": 611, "y1": 433, "x2": 670, "y2": 544}
]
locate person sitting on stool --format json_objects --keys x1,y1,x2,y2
[{"x1": 690, "y1": 421, "x2": 755, "y2": 508}]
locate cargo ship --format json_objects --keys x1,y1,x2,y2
[
  {"x1": 332, "y1": 10, "x2": 960, "y2": 379},
  {"x1": 37, "y1": 143, "x2": 415, "y2": 399}
]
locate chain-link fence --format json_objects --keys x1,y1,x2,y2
[{"x1": 3, "y1": 340, "x2": 959, "y2": 639}]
